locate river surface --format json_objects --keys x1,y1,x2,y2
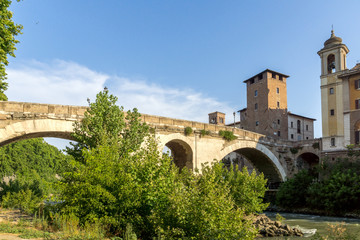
[{"x1": 261, "y1": 212, "x2": 360, "y2": 239}]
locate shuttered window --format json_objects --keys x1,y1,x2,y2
[
  {"x1": 355, "y1": 79, "x2": 360, "y2": 89},
  {"x1": 356, "y1": 99, "x2": 360, "y2": 109}
]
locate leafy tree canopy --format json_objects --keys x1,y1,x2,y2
[
  {"x1": 60, "y1": 90, "x2": 267, "y2": 239},
  {"x1": 0, "y1": 138, "x2": 71, "y2": 213},
  {"x1": 0, "y1": 0, "x2": 23, "y2": 100},
  {"x1": 66, "y1": 89, "x2": 149, "y2": 163}
]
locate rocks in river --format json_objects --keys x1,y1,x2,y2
[{"x1": 254, "y1": 214, "x2": 303, "y2": 237}]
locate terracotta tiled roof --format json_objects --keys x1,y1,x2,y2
[{"x1": 352, "y1": 63, "x2": 360, "y2": 70}]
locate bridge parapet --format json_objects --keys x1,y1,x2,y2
[
  {"x1": 0, "y1": 101, "x2": 87, "y2": 121},
  {"x1": 142, "y1": 113, "x2": 265, "y2": 141},
  {"x1": 0, "y1": 101, "x2": 323, "y2": 180}
]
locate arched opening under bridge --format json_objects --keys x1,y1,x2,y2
[
  {"x1": 220, "y1": 145, "x2": 285, "y2": 185},
  {"x1": 296, "y1": 152, "x2": 319, "y2": 171},
  {"x1": 164, "y1": 139, "x2": 193, "y2": 170}
]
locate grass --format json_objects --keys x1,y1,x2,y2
[
  {"x1": 0, "y1": 209, "x2": 107, "y2": 240},
  {"x1": 0, "y1": 222, "x2": 51, "y2": 238}
]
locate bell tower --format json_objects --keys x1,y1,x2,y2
[
  {"x1": 318, "y1": 30, "x2": 349, "y2": 151},
  {"x1": 318, "y1": 30, "x2": 349, "y2": 76}
]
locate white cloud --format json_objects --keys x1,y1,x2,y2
[
  {"x1": 7, "y1": 59, "x2": 234, "y2": 124},
  {"x1": 7, "y1": 60, "x2": 107, "y2": 106}
]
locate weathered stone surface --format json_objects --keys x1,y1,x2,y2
[
  {"x1": 0, "y1": 101, "x2": 321, "y2": 179},
  {"x1": 254, "y1": 214, "x2": 303, "y2": 238}
]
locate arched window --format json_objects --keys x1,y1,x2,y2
[{"x1": 327, "y1": 54, "x2": 336, "y2": 74}]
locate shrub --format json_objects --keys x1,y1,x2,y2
[
  {"x1": 290, "y1": 147, "x2": 299, "y2": 154},
  {"x1": 219, "y1": 130, "x2": 237, "y2": 141},
  {"x1": 200, "y1": 129, "x2": 210, "y2": 137},
  {"x1": 59, "y1": 90, "x2": 265, "y2": 239},
  {"x1": 1, "y1": 189, "x2": 42, "y2": 214},
  {"x1": 276, "y1": 170, "x2": 315, "y2": 208},
  {"x1": 312, "y1": 142, "x2": 320, "y2": 149},
  {"x1": 184, "y1": 126, "x2": 193, "y2": 136}
]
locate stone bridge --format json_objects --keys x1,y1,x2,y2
[{"x1": 0, "y1": 101, "x2": 321, "y2": 183}]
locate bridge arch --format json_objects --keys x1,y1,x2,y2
[
  {"x1": 0, "y1": 119, "x2": 74, "y2": 147},
  {"x1": 157, "y1": 133, "x2": 194, "y2": 170},
  {"x1": 295, "y1": 150, "x2": 319, "y2": 170},
  {"x1": 216, "y1": 141, "x2": 286, "y2": 182}
]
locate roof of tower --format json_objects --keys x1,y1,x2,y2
[
  {"x1": 243, "y1": 69, "x2": 289, "y2": 83},
  {"x1": 324, "y1": 30, "x2": 343, "y2": 48}
]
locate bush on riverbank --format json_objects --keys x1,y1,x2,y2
[
  {"x1": 55, "y1": 90, "x2": 268, "y2": 239},
  {"x1": 276, "y1": 156, "x2": 360, "y2": 214},
  {"x1": 0, "y1": 138, "x2": 71, "y2": 214},
  {"x1": 0, "y1": 90, "x2": 269, "y2": 239}
]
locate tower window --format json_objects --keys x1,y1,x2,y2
[
  {"x1": 272, "y1": 73, "x2": 276, "y2": 79},
  {"x1": 254, "y1": 90, "x2": 258, "y2": 97},
  {"x1": 258, "y1": 74, "x2": 263, "y2": 80},
  {"x1": 331, "y1": 137, "x2": 336, "y2": 147},
  {"x1": 279, "y1": 75, "x2": 283, "y2": 81},
  {"x1": 255, "y1": 103, "x2": 258, "y2": 110},
  {"x1": 277, "y1": 87, "x2": 279, "y2": 94},
  {"x1": 277, "y1": 119, "x2": 280, "y2": 124},
  {"x1": 330, "y1": 88, "x2": 334, "y2": 94},
  {"x1": 327, "y1": 54, "x2": 336, "y2": 74},
  {"x1": 355, "y1": 99, "x2": 360, "y2": 109},
  {"x1": 249, "y1": 78, "x2": 254, "y2": 84},
  {"x1": 330, "y1": 109, "x2": 335, "y2": 116},
  {"x1": 355, "y1": 79, "x2": 360, "y2": 89},
  {"x1": 255, "y1": 121, "x2": 259, "y2": 126},
  {"x1": 277, "y1": 102, "x2": 280, "y2": 108},
  {"x1": 291, "y1": 121, "x2": 293, "y2": 128},
  {"x1": 306, "y1": 125, "x2": 309, "y2": 131},
  {"x1": 277, "y1": 131, "x2": 281, "y2": 137},
  {"x1": 297, "y1": 120, "x2": 301, "y2": 134},
  {"x1": 291, "y1": 134, "x2": 294, "y2": 139}
]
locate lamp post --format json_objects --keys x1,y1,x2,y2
[{"x1": 233, "y1": 112, "x2": 236, "y2": 128}]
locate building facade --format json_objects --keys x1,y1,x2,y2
[
  {"x1": 238, "y1": 69, "x2": 315, "y2": 141},
  {"x1": 208, "y1": 111, "x2": 226, "y2": 126},
  {"x1": 318, "y1": 30, "x2": 360, "y2": 153},
  {"x1": 288, "y1": 113, "x2": 315, "y2": 141}
]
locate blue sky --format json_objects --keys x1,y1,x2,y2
[{"x1": 6, "y1": 0, "x2": 360, "y2": 148}]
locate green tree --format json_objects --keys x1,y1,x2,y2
[
  {"x1": 0, "y1": 0, "x2": 23, "y2": 100},
  {"x1": 276, "y1": 170, "x2": 315, "y2": 208},
  {"x1": 224, "y1": 165, "x2": 268, "y2": 214},
  {"x1": 0, "y1": 138, "x2": 71, "y2": 213},
  {"x1": 60, "y1": 90, "x2": 263, "y2": 239},
  {"x1": 66, "y1": 88, "x2": 149, "y2": 162}
]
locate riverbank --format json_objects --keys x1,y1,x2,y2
[
  {"x1": 263, "y1": 212, "x2": 360, "y2": 239},
  {"x1": 267, "y1": 205, "x2": 360, "y2": 219}
]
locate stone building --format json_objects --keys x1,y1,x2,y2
[
  {"x1": 288, "y1": 113, "x2": 315, "y2": 141},
  {"x1": 318, "y1": 30, "x2": 360, "y2": 154},
  {"x1": 208, "y1": 111, "x2": 226, "y2": 126},
  {"x1": 237, "y1": 69, "x2": 315, "y2": 141}
]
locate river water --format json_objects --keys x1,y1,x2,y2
[{"x1": 261, "y1": 212, "x2": 360, "y2": 239}]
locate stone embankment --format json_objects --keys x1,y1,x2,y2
[{"x1": 254, "y1": 214, "x2": 303, "y2": 237}]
